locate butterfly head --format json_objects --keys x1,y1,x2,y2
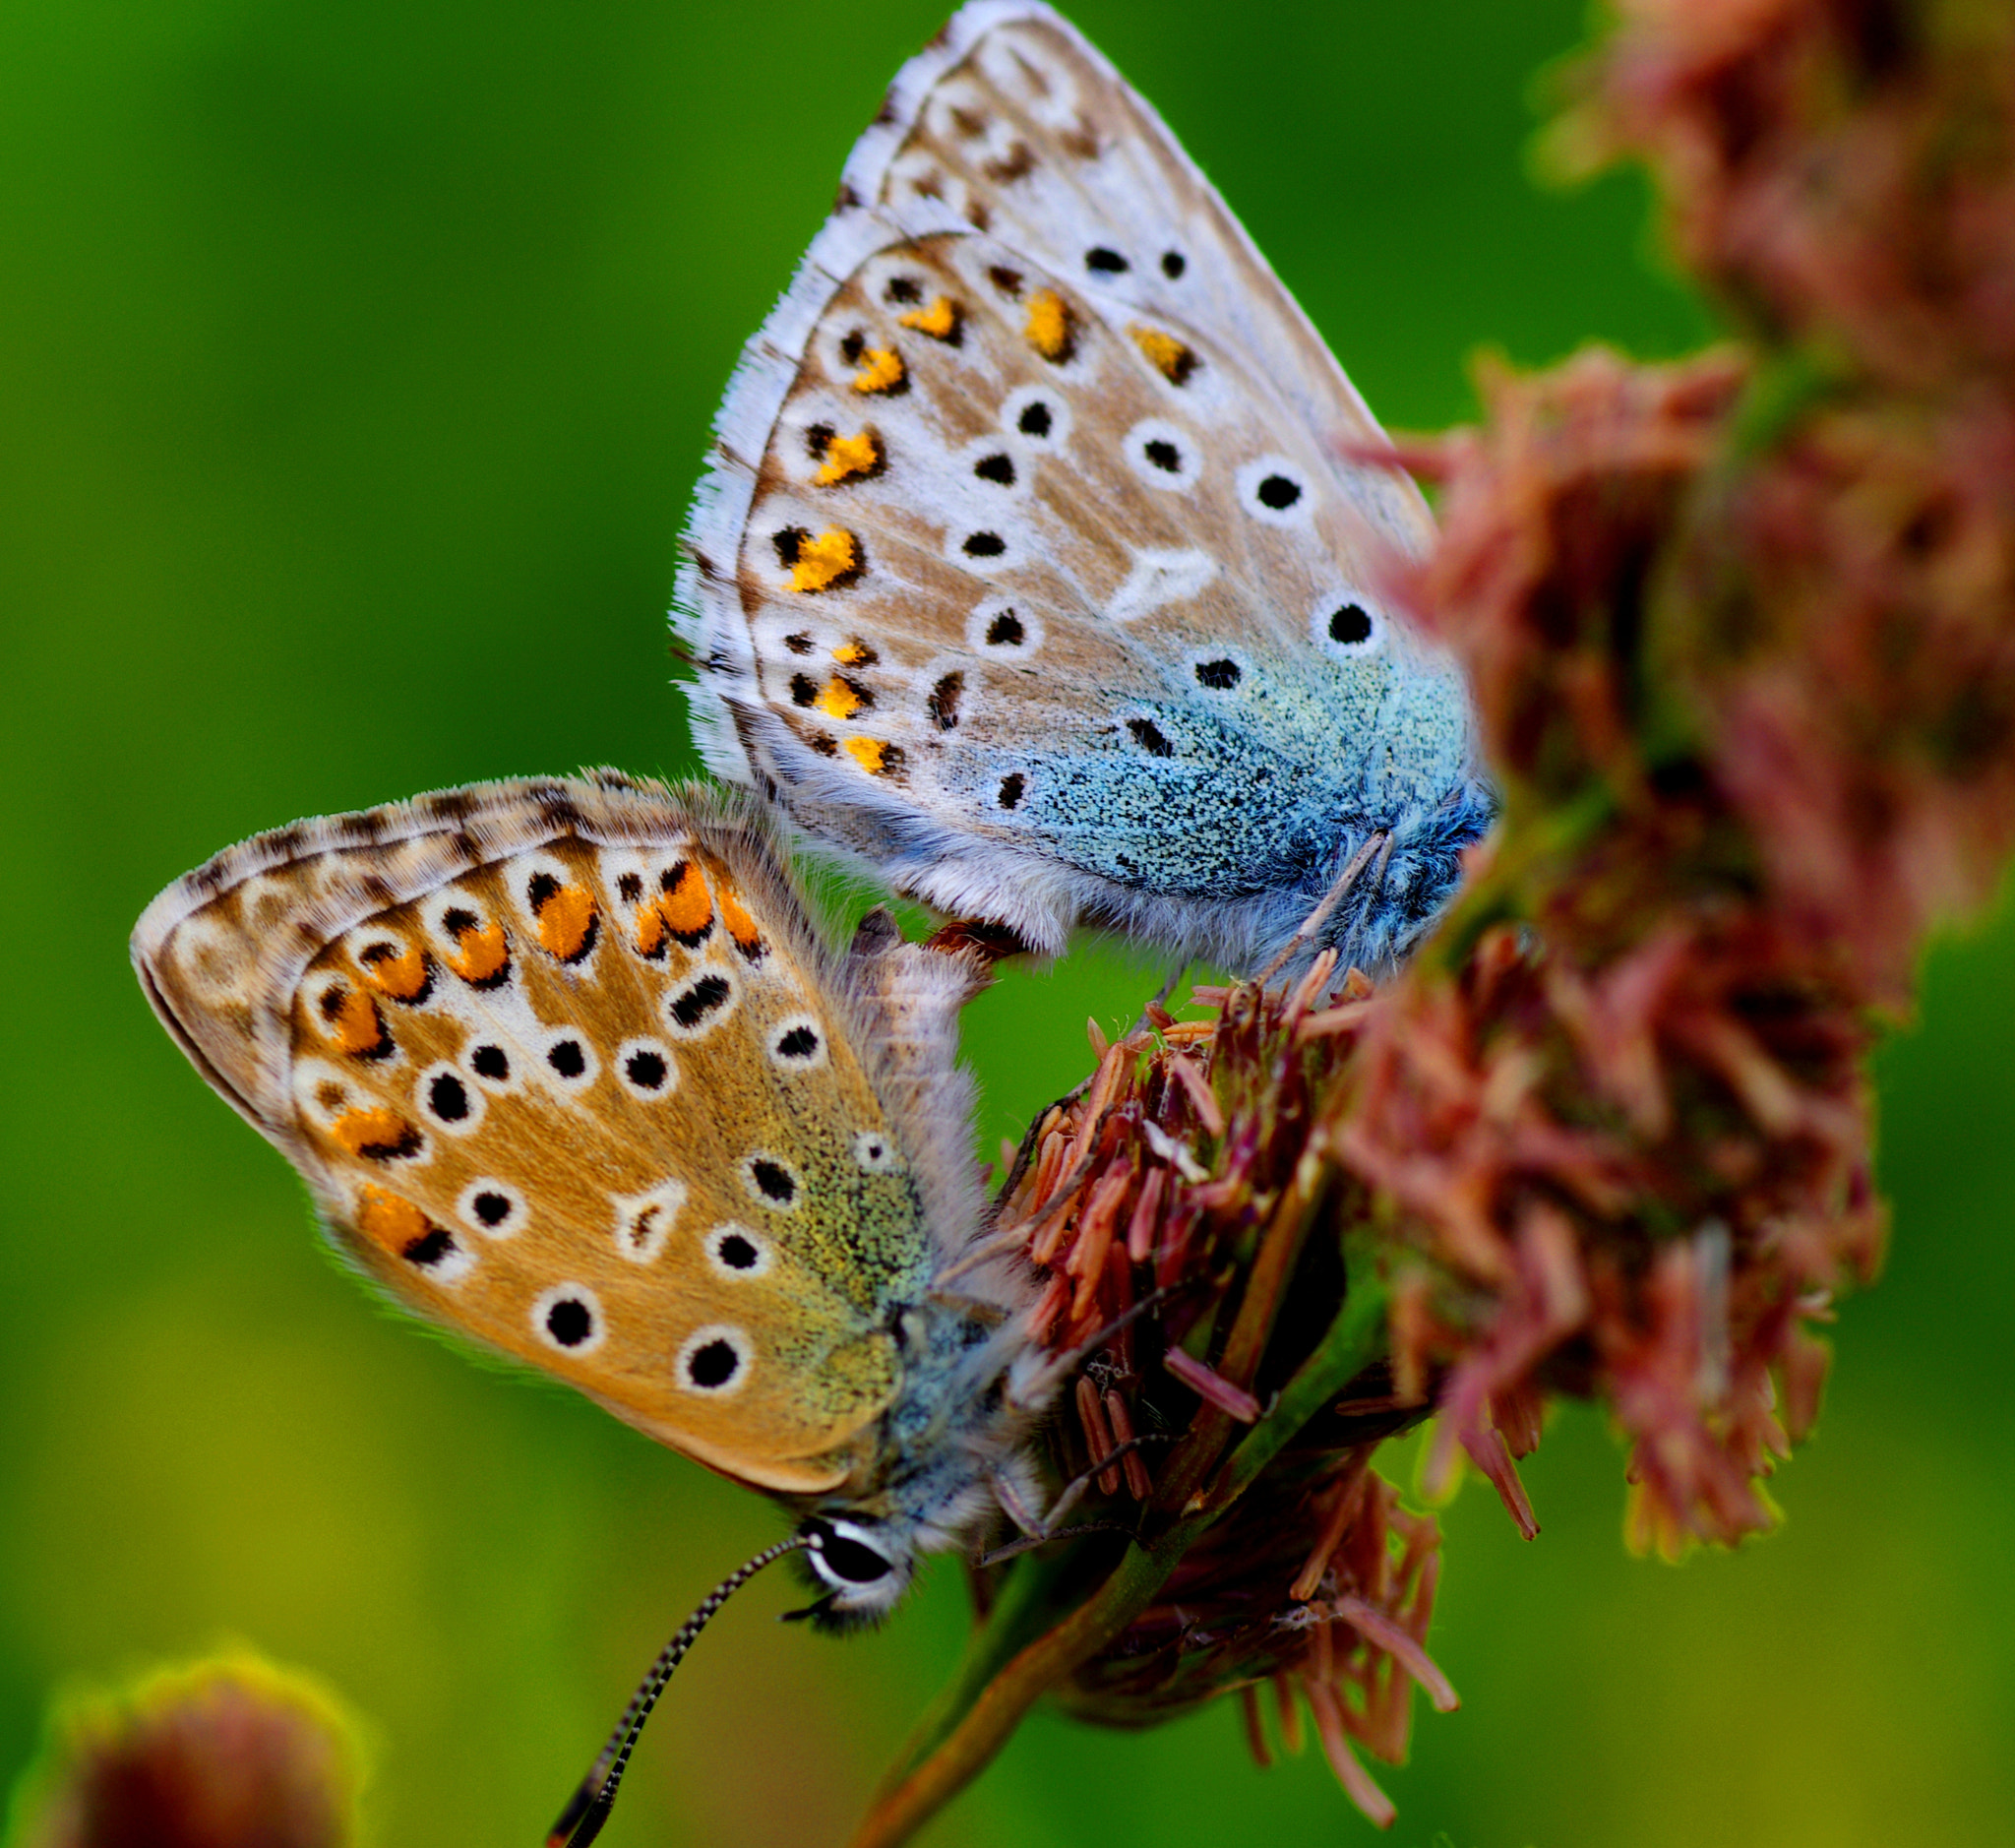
[
  {"x1": 795, "y1": 1514, "x2": 914, "y2": 1626},
  {"x1": 1339, "y1": 771, "x2": 1499, "y2": 969}
]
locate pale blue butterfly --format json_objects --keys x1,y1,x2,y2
[{"x1": 677, "y1": 0, "x2": 1494, "y2": 978}]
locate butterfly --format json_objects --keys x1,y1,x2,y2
[
  {"x1": 132, "y1": 771, "x2": 1057, "y2": 1841},
  {"x1": 677, "y1": 0, "x2": 1495, "y2": 980}
]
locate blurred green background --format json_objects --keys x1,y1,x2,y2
[{"x1": 4, "y1": 1, "x2": 2011, "y2": 1843}]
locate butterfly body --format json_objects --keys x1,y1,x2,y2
[
  {"x1": 133, "y1": 772, "x2": 1046, "y2": 1614},
  {"x1": 680, "y1": 1, "x2": 1493, "y2": 975}
]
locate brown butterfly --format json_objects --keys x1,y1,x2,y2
[{"x1": 133, "y1": 771, "x2": 1057, "y2": 1841}]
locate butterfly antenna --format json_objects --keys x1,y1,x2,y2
[{"x1": 543, "y1": 1533, "x2": 815, "y2": 1848}]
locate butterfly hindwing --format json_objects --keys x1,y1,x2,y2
[
  {"x1": 133, "y1": 772, "x2": 984, "y2": 1495},
  {"x1": 680, "y1": 2, "x2": 1484, "y2": 972}
]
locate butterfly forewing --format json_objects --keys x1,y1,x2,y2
[
  {"x1": 854, "y1": 6, "x2": 1405, "y2": 481},
  {"x1": 681, "y1": 3, "x2": 1481, "y2": 970},
  {"x1": 134, "y1": 774, "x2": 940, "y2": 1495}
]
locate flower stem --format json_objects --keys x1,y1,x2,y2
[
  {"x1": 1149, "y1": 1110, "x2": 1338, "y2": 1518},
  {"x1": 848, "y1": 1267, "x2": 1390, "y2": 1848}
]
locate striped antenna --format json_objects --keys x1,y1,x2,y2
[{"x1": 544, "y1": 1532, "x2": 815, "y2": 1848}]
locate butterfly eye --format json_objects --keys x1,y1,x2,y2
[
  {"x1": 532, "y1": 1284, "x2": 606, "y2": 1356},
  {"x1": 676, "y1": 1324, "x2": 752, "y2": 1395},
  {"x1": 1127, "y1": 716, "x2": 1177, "y2": 759},
  {"x1": 953, "y1": 526, "x2": 1021, "y2": 569},
  {"x1": 806, "y1": 1519, "x2": 898, "y2": 1586},
  {"x1": 1331, "y1": 604, "x2": 1374, "y2": 645},
  {"x1": 928, "y1": 671, "x2": 964, "y2": 731},
  {"x1": 1236, "y1": 455, "x2": 1313, "y2": 525},
  {"x1": 466, "y1": 1042, "x2": 513, "y2": 1085}
]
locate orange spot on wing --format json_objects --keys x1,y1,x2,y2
[
  {"x1": 831, "y1": 639, "x2": 872, "y2": 666},
  {"x1": 330, "y1": 1107, "x2": 420, "y2": 1160},
  {"x1": 445, "y1": 919, "x2": 508, "y2": 984},
  {"x1": 814, "y1": 677, "x2": 864, "y2": 719},
  {"x1": 535, "y1": 883, "x2": 597, "y2": 960},
  {"x1": 357, "y1": 1187, "x2": 430, "y2": 1255},
  {"x1": 637, "y1": 863, "x2": 711, "y2": 954},
  {"x1": 716, "y1": 881, "x2": 764, "y2": 957},
  {"x1": 359, "y1": 943, "x2": 428, "y2": 1000},
  {"x1": 843, "y1": 736, "x2": 892, "y2": 775},
  {"x1": 1129, "y1": 324, "x2": 1196, "y2": 384},
  {"x1": 322, "y1": 986, "x2": 387, "y2": 1057},
  {"x1": 661, "y1": 862, "x2": 711, "y2": 936},
  {"x1": 897, "y1": 295, "x2": 961, "y2": 339},
  {"x1": 788, "y1": 528, "x2": 860, "y2": 593},
  {"x1": 813, "y1": 429, "x2": 881, "y2": 485},
  {"x1": 850, "y1": 346, "x2": 905, "y2": 394},
  {"x1": 1025, "y1": 289, "x2": 1074, "y2": 361}
]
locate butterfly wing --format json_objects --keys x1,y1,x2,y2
[
  {"x1": 680, "y1": 2, "x2": 1482, "y2": 971},
  {"x1": 132, "y1": 772, "x2": 989, "y2": 1497}
]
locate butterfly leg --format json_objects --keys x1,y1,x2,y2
[
  {"x1": 975, "y1": 1437, "x2": 1170, "y2": 1567},
  {"x1": 1128, "y1": 959, "x2": 1189, "y2": 1037},
  {"x1": 1257, "y1": 831, "x2": 1390, "y2": 985},
  {"x1": 992, "y1": 1467, "x2": 1047, "y2": 1537}
]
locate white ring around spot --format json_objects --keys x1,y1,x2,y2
[
  {"x1": 675, "y1": 1324, "x2": 754, "y2": 1396},
  {"x1": 740, "y1": 1151, "x2": 804, "y2": 1212},
  {"x1": 415, "y1": 1061, "x2": 485, "y2": 1136},
  {"x1": 662, "y1": 965, "x2": 740, "y2": 1040},
  {"x1": 766, "y1": 1014, "x2": 827, "y2": 1072},
  {"x1": 1124, "y1": 418, "x2": 1200, "y2": 490},
  {"x1": 964, "y1": 595, "x2": 1044, "y2": 658},
  {"x1": 457, "y1": 1178, "x2": 526, "y2": 1240},
  {"x1": 1000, "y1": 384, "x2": 1072, "y2": 452},
  {"x1": 530, "y1": 1282, "x2": 606, "y2": 1357},
  {"x1": 704, "y1": 1222, "x2": 773, "y2": 1279},
  {"x1": 615, "y1": 1035, "x2": 679, "y2": 1100},
  {"x1": 1311, "y1": 588, "x2": 1387, "y2": 659},
  {"x1": 536, "y1": 1027, "x2": 599, "y2": 1095},
  {"x1": 1236, "y1": 454, "x2": 1314, "y2": 526},
  {"x1": 852, "y1": 1129, "x2": 903, "y2": 1174}
]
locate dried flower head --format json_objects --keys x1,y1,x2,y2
[
  {"x1": 979, "y1": 981, "x2": 1453, "y2": 1824},
  {"x1": 846, "y1": 2, "x2": 2015, "y2": 1838},
  {"x1": 7, "y1": 1655, "x2": 362, "y2": 1848}
]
